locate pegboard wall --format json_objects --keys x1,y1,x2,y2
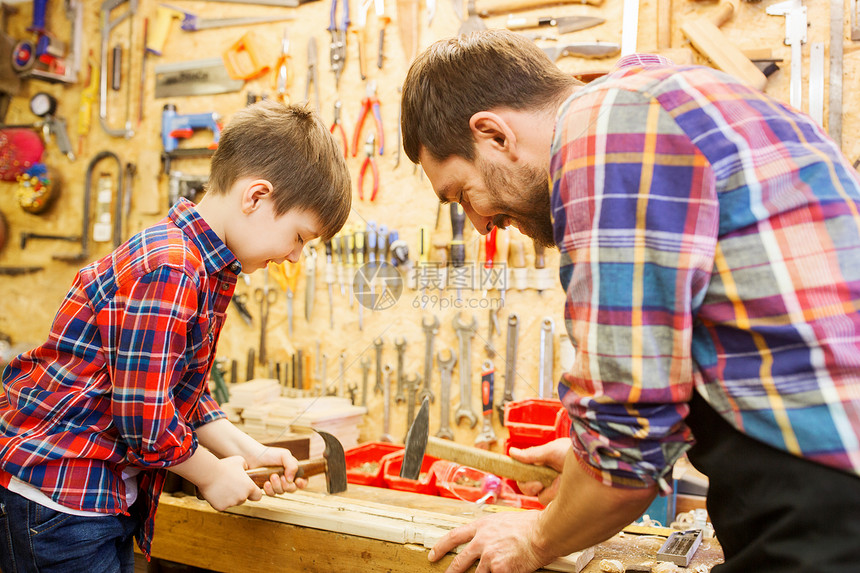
[{"x1": 1, "y1": 0, "x2": 858, "y2": 449}]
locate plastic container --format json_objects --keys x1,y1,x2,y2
[
  {"x1": 381, "y1": 450, "x2": 439, "y2": 495},
  {"x1": 344, "y1": 442, "x2": 403, "y2": 487},
  {"x1": 503, "y1": 398, "x2": 565, "y2": 454}
]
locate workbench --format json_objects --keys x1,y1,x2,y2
[{"x1": 142, "y1": 479, "x2": 724, "y2": 572}]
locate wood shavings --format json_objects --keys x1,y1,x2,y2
[
  {"x1": 693, "y1": 566, "x2": 711, "y2": 573},
  {"x1": 598, "y1": 559, "x2": 624, "y2": 573},
  {"x1": 652, "y1": 563, "x2": 681, "y2": 573}
]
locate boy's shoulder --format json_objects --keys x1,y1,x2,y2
[{"x1": 104, "y1": 215, "x2": 207, "y2": 289}]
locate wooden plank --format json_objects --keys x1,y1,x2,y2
[
  {"x1": 149, "y1": 493, "x2": 593, "y2": 572},
  {"x1": 225, "y1": 488, "x2": 594, "y2": 572},
  {"x1": 681, "y1": 2, "x2": 767, "y2": 91}
]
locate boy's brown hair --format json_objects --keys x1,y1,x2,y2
[
  {"x1": 208, "y1": 101, "x2": 351, "y2": 242},
  {"x1": 401, "y1": 29, "x2": 578, "y2": 164}
]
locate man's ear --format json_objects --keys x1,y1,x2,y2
[
  {"x1": 469, "y1": 112, "x2": 518, "y2": 161},
  {"x1": 240, "y1": 179, "x2": 275, "y2": 213}
]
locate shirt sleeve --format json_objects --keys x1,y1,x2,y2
[
  {"x1": 110, "y1": 266, "x2": 200, "y2": 468},
  {"x1": 190, "y1": 392, "x2": 226, "y2": 430},
  {"x1": 552, "y1": 85, "x2": 719, "y2": 493}
]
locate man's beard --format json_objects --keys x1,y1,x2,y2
[{"x1": 478, "y1": 158, "x2": 556, "y2": 248}]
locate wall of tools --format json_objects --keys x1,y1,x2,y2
[{"x1": 1, "y1": 0, "x2": 859, "y2": 450}]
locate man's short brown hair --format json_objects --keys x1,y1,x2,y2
[
  {"x1": 208, "y1": 101, "x2": 351, "y2": 242},
  {"x1": 401, "y1": 29, "x2": 577, "y2": 164}
]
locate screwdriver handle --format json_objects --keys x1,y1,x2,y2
[
  {"x1": 354, "y1": 231, "x2": 365, "y2": 266},
  {"x1": 484, "y1": 226, "x2": 498, "y2": 268},
  {"x1": 534, "y1": 240, "x2": 546, "y2": 269},
  {"x1": 449, "y1": 204, "x2": 466, "y2": 268},
  {"x1": 367, "y1": 221, "x2": 377, "y2": 263}
]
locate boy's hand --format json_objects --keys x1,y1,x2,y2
[
  {"x1": 248, "y1": 447, "x2": 308, "y2": 496},
  {"x1": 197, "y1": 455, "x2": 262, "y2": 512},
  {"x1": 509, "y1": 438, "x2": 571, "y2": 505}
]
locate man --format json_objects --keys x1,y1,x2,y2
[{"x1": 400, "y1": 29, "x2": 860, "y2": 573}]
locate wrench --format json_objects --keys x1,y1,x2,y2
[
  {"x1": 394, "y1": 337, "x2": 407, "y2": 403},
  {"x1": 436, "y1": 348, "x2": 457, "y2": 440},
  {"x1": 380, "y1": 364, "x2": 394, "y2": 442},
  {"x1": 404, "y1": 372, "x2": 421, "y2": 440},
  {"x1": 374, "y1": 337, "x2": 384, "y2": 394},
  {"x1": 497, "y1": 313, "x2": 519, "y2": 423},
  {"x1": 360, "y1": 355, "x2": 371, "y2": 407},
  {"x1": 420, "y1": 315, "x2": 439, "y2": 403},
  {"x1": 453, "y1": 312, "x2": 478, "y2": 428},
  {"x1": 539, "y1": 318, "x2": 555, "y2": 399},
  {"x1": 475, "y1": 360, "x2": 497, "y2": 449}
]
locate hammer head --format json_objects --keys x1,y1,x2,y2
[
  {"x1": 318, "y1": 430, "x2": 348, "y2": 494},
  {"x1": 400, "y1": 398, "x2": 430, "y2": 480}
]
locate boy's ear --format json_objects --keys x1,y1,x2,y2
[
  {"x1": 469, "y1": 111, "x2": 518, "y2": 161},
  {"x1": 240, "y1": 179, "x2": 275, "y2": 213}
]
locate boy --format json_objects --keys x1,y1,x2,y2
[{"x1": 0, "y1": 100, "x2": 352, "y2": 572}]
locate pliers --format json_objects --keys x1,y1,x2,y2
[
  {"x1": 352, "y1": 80, "x2": 384, "y2": 157},
  {"x1": 330, "y1": 100, "x2": 348, "y2": 157},
  {"x1": 328, "y1": 0, "x2": 349, "y2": 88},
  {"x1": 358, "y1": 133, "x2": 380, "y2": 201}
]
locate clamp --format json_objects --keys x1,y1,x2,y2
[
  {"x1": 330, "y1": 100, "x2": 348, "y2": 157},
  {"x1": 351, "y1": 80, "x2": 383, "y2": 157},
  {"x1": 358, "y1": 133, "x2": 379, "y2": 201},
  {"x1": 328, "y1": 0, "x2": 350, "y2": 88}
]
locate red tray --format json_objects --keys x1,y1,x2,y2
[
  {"x1": 503, "y1": 399, "x2": 564, "y2": 453},
  {"x1": 381, "y1": 450, "x2": 439, "y2": 495},
  {"x1": 344, "y1": 442, "x2": 403, "y2": 487}
]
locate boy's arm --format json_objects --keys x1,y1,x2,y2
[
  {"x1": 196, "y1": 418, "x2": 305, "y2": 494},
  {"x1": 170, "y1": 446, "x2": 262, "y2": 511}
]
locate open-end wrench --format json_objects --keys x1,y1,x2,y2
[
  {"x1": 420, "y1": 315, "x2": 439, "y2": 403},
  {"x1": 475, "y1": 360, "x2": 497, "y2": 449},
  {"x1": 497, "y1": 313, "x2": 519, "y2": 423},
  {"x1": 436, "y1": 347, "x2": 457, "y2": 440},
  {"x1": 374, "y1": 336, "x2": 384, "y2": 394},
  {"x1": 453, "y1": 312, "x2": 478, "y2": 428},
  {"x1": 404, "y1": 372, "x2": 420, "y2": 440},
  {"x1": 539, "y1": 317, "x2": 555, "y2": 399},
  {"x1": 380, "y1": 364, "x2": 394, "y2": 442},
  {"x1": 394, "y1": 336, "x2": 407, "y2": 403},
  {"x1": 360, "y1": 355, "x2": 371, "y2": 407}
]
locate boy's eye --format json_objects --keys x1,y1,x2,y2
[{"x1": 297, "y1": 235, "x2": 304, "y2": 245}]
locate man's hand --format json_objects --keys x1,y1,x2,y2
[
  {"x1": 509, "y1": 438, "x2": 571, "y2": 504},
  {"x1": 248, "y1": 446, "x2": 308, "y2": 496},
  {"x1": 196, "y1": 455, "x2": 262, "y2": 512},
  {"x1": 428, "y1": 511, "x2": 556, "y2": 573}
]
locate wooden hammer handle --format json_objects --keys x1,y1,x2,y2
[
  {"x1": 426, "y1": 436, "x2": 559, "y2": 488},
  {"x1": 246, "y1": 458, "x2": 326, "y2": 488}
]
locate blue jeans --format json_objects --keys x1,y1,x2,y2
[{"x1": 0, "y1": 485, "x2": 138, "y2": 573}]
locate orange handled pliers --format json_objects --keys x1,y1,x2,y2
[
  {"x1": 351, "y1": 80, "x2": 383, "y2": 157},
  {"x1": 330, "y1": 100, "x2": 348, "y2": 157},
  {"x1": 358, "y1": 133, "x2": 379, "y2": 201}
]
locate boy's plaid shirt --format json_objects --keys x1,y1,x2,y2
[{"x1": 0, "y1": 198, "x2": 238, "y2": 557}]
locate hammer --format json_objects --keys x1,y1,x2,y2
[
  {"x1": 246, "y1": 430, "x2": 347, "y2": 494},
  {"x1": 401, "y1": 398, "x2": 559, "y2": 488}
]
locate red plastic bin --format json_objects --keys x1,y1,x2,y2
[
  {"x1": 503, "y1": 398, "x2": 564, "y2": 454},
  {"x1": 344, "y1": 442, "x2": 403, "y2": 487},
  {"x1": 381, "y1": 450, "x2": 439, "y2": 495}
]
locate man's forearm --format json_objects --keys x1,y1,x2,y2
[{"x1": 533, "y1": 450, "x2": 658, "y2": 557}]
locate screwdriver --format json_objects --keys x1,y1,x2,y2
[
  {"x1": 366, "y1": 221, "x2": 378, "y2": 314},
  {"x1": 449, "y1": 205, "x2": 466, "y2": 302},
  {"x1": 345, "y1": 230, "x2": 356, "y2": 308},
  {"x1": 534, "y1": 240, "x2": 547, "y2": 295},
  {"x1": 509, "y1": 231, "x2": 527, "y2": 291},
  {"x1": 482, "y1": 226, "x2": 497, "y2": 299},
  {"x1": 324, "y1": 240, "x2": 335, "y2": 329},
  {"x1": 495, "y1": 228, "x2": 510, "y2": 308},
  {"x1": 354, "y1": 230, "x2": 365, "y2": 330},
  {"x1": 418, "y1": 225, "x2": 431, "y2": 303},
  {"x1": 338, "y1": 230, "x2": 349, "y2": 298}
]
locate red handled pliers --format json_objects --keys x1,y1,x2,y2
[
  {"x1": 358, "y1": 133, "x2": 379, "y2": 201},
  {"x1": 351, "y1": 80, "x2": 384, "y2": 157},
  {"x1": 330, "y1": 100, "x2": 348, "y2": 157}
]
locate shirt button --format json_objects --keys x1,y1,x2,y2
[
  {"x1": 221, "y1": 283, "x2": 230, "y2": 291},
  {"x1": 230, "y1": 262, "x2": 241, "y2": 273}
]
